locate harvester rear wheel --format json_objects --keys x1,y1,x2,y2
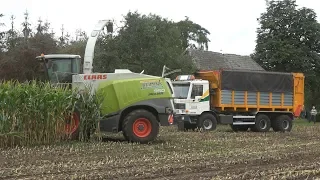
[
  {"x1": 64, "y1": 110, "x2": 80, "y2": 140},
  {"x1": 122, "y1": 109, "x2": 159, "y2": 144}
]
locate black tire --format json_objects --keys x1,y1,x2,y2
[
  {"x1": 273, "y1": 115, "x2": 293, "y2": 132},
  {"x1": 122, "y1": 109, "x2": 159, "y2": 144},
  {"x1": 197, "y1": 113, "x2": 217, "y2": 131},
  {"x1": 230, "y1": 125, "x2": 249, "y2": 132},
  {"x1": 184, "y1": 123, "x2": 197, "y2": 132},
  {"x1": 252, "y1": 114, "x2": 271, "y2": 132},
  {"x1": 122, "y1": 130, "x2": 129, "y2": 140}
]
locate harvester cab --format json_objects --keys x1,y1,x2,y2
[
  {"x1": 36, "y1": 54, "x2": 82, "y2": 86},
  {"x1": 36, "y1": 20, "x2": 114, "y2": 86}
]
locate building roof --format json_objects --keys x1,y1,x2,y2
[{"x1": 187, "y1": 49, "x2": 265, "y2": 71}]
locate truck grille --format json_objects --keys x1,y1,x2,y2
[{"x1": 174, "y1": 103, "x2": 186, "y2": 109}]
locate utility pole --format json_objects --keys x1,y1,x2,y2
[
  {"x1": 59, "y1": 24, "x2": 65, "y2": 46},
  {"x1": 61, "y1": 24, "x2": 64, "y2": 38},
  {"x1": 10, "y1": 15, "x2": 15, "y2": 32},
  {"x1": 37, "y1": 17, "x2": 43, "y2": 34},
  {"x1": 22, "y1": 9, "x2": 30, "y2": 40}
]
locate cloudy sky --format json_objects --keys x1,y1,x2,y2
[{"x1": 1, "y1": 0, "x2": 319, "y2": 55}]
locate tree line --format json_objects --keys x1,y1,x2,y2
[
  {"x1": 251, "y1": 0, "x2": 320, "y2": 109},
  {"x1": 0, "y1": 11, "x2": 210, "y2": 81},
  {"x1": 1, "y1": 0, "x2": 320, "y2": 108}
]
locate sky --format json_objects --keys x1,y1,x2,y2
[{"x1": 1, "y1": 0, "x2": 320, "y2": 56}]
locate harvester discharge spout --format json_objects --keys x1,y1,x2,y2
[{"x1": 83, "y1": 20, "x2": 113, "y2": 74}]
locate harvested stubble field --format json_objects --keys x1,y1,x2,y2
[{"x1": 1, "y1": 119, "x2": 320, "y2": 180}]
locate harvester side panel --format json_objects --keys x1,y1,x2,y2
[{"x1": 97, "y1": 77, "x2": 172, "y2": 115}]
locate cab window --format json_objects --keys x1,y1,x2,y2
[{"x1": 191, "y1": 84, "x2": 203, "y2": 99}]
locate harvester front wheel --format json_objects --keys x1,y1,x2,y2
[{"x1": 122, "y1": 109, "x2": 159, "y2": 144}]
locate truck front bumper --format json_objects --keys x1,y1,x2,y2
[{"x1": 173, "y1": 114, "x2": 193, "y2": 123}]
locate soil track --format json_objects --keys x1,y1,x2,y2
[{"x1": 1, "y1": 122, "x2": 320, "y2": 179}]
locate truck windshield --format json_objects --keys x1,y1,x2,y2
[{"x1": 172, "y1": 83, "x2": 190, "y2": 99}]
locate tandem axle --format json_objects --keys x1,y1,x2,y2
[{"x1": 175, "y1": 111, "x2": 293, "y2": 132}]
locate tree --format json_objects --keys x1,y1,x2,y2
[
  {"x1": 0, "y1": 13, "x2": 5, "y2": 52},
  {"x1": 93, "y1": 11, "x2": 209, "y2": 76},
  {"x1": 251, "y1": 0, "x2": 320, "y2": 106},
  {"x1": 0, "y1": 10, "x2": 210, "y2": 81},
  {"x1": 0, "y1": 13, "x2": 58, "y2": 81},
  {"x1": 177, "y1": 16, "x2": 211, "y2": 50}
]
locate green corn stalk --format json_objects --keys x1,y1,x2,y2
[{"x1": 0, "y1": 80, "x2": 102, "y2": 148}]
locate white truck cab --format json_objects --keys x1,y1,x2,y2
[
  {"x1": 172, "y1": 75, "x2": 210, "y2": 115},
  {"x1": 172, "y1": 75, "x2": 219, "y2": 130}
]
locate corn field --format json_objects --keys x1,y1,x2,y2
[{"x1": 0, "y1": 80, "x2": 101, "y2": 148}]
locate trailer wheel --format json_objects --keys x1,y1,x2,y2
[
  {"x1": 273, "y1": 115, "x2": 292, "y2": 132},
  {"x1": 230, "y1": 125, "x2": 249, "y2": 132},
  {"x1": 197, "y1": 113, "x2": 217, "y2": 131},
  {"x1": 122, "y1": 109, "x2": 159, "y2": 144},
  {"x1": 252, "y1": 114, "x2": 271, "y2": 132}
]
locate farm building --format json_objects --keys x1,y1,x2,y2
[{"x1": 186, "y1": 48, "x2": 265, "y2": 71}]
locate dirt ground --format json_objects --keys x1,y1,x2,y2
[{"x1": 2, "y1": 119, "x2": 320, "y2": 180}]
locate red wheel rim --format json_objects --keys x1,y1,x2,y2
[
  {"x1": 65, "y1": 112, "x2": 80, "y2": 134},
  {"x1": 132, "y1": 118, "x2": 152, "y2": 138}
]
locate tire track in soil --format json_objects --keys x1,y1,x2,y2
[
  {"x1": 0, "y1": 164, "x2": 136, "y2": 180},
  {"x1": 129, "y1": 152, "x2": 320, "y2": 180},
  {"x1": 3, "y1": 151, "x2": 320, "y2": 180}
]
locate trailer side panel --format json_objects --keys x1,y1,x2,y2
[{"x1": 195, "y1": 70, "x2": 304, "y2": 116}]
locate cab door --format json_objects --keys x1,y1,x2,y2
[{"x1": 189, "y1": 83, "x2": 210, "y2": 114}]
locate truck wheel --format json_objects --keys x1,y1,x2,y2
[
  {"x1": 273, "y1": 115, "x2": 292, "y2": 132},
  {"x1": 230, "y1": 125, "x2": 249, "y2": 132},
  {"x1": 122, "y1": 109, "x2": 159, "y2": 144},
  {"x1": 252, "y1": 114, "x2": 271, "y2": 132},
  {"x1": 197, "y1": 113, "x2": 217, "y2": 131}
]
